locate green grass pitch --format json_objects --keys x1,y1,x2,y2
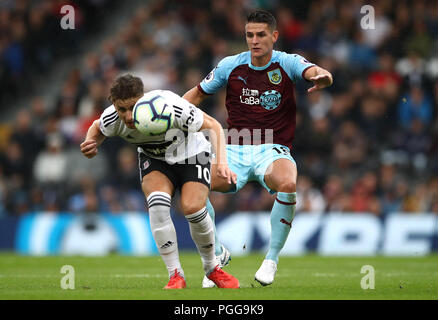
[{"x1": 0, "y1": 252, "x2": 437, "y2": 300}]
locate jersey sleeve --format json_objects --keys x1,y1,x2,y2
[
  {"x1": 198, "y1": 54, "x2": 240, "y2": 95},
  {"x1": 172, "y1": 95, "x2": 204, "y2": 133},
  {"x1": 99, "y1": 105, "x2": 121, "y2": 137},
  {"x1": 279, "y1": 53, "x2": 316, "y2": 83}
]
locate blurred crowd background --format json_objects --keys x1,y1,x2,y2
[{"x1": 1, "y1": 0, "x2": 438, "y2": 218}]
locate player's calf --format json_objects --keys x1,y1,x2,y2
[
  {"x1": 185, "y1": 207, "x2": 217, "y2": 273},
  {"x1": 147, "y1": 191, "x2": 185, "y2": 281}
]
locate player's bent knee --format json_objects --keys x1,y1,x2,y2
[
  {"x1": 276, "y1": 180, "x2": 296, "y2": 193},
  {"x1": 181, "y1": 203, "x2": 206, "y2": 216},
  {"x1": 180, "y1": 195, "x2": 207, "y2": 215},
  {"x1": 180, "y1": 182, "x2": 209, "y2": 215},
  {"x1": 180, "y1": 197, "x2": 206, "y2": 215}
]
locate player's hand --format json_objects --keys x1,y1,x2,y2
[
  {"x1": 80, "y1": 140, "x2": 98, "y2": 159},
  {"x1": 307, "y1": 74, "x2": 333, "y2": 93},
  {"x1": 216, "y1": 163, "x2": 237, "y2": 185}
]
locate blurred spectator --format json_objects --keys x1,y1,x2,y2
[
  {"x1": 398, "y1": 85, "x2": 433, "y2": 130},
  {"x1": 318, "y1": 19, "x2": 350, "y2": 65},
  {"x1": 308, "y1": 117, "x2": 332, "y2": 158},
  {"x1": 367, "y1": 52, "x2": 402, "y2": 102},
  {"x1": 401, "y1": 182, "x2": 430, "y2": 213},
  {"x1": 58, "y1": 102, "x2": 78, "y2": 144},
  {"x1": 55, "y1": 78, "x2": 81, "y2": 117},
  {"x1": 9, "y1": 109, "x2": 44, "y2": 168},
  {"x1": 110, "y1": 146, "x2": 140, "y2": 191},
  {"x1": 356, "y1": 95, "x2": 389, "y2": 154},
  {"x1": 209, "y1": 192, "x2": 234, "y2": 215},
  {"x1": 350, "y1": 171, "x2": 381, "y2": 215},
  {"x1": 348, "y1": 30, "x2": 377, "y2": 71},
  {"x1": 68, "y1": 176, "x2": 99, "y2": 213},
  {"x1": 296, "y1": 175, "x2": 325, "y2": 214},
  {"x1": 30, "y1": 97, "x2": 49, "y2": 136},
  {"x1": 306, "y1": 90, "x2": 333, "y2": 121},
  {"x1": 327, "y1": 92, "x2": 354, "y2": 128},
  {"x1": 33, "y1": 133, "x2": 68, "y2": 185},
  {"x1": 251, "y1": 190, "x2": 276, "y2": 212},
  {"x1": 28, "y1": 186, "x2": 45, "y2": 212},
  {"x1": 404, "y1": 21, "x2": 434, "y2": 59},
  {"x1": 1, "y1": 141, "x2": 28, "y2": 181},
  {"x1": 332, "y1": 121, "x2": 368, "y2": 170},
  {"x1": 277, "y1": 7, "x2": 303, "y2": 52},
  {"x1": 98, "y1": 185, "x2": 123, "y2": 213},
  {"x1": 379, "y1": 163, "x2": 398, "y2": 194},
  {"x1": 64, "y1": 141, "x2": 109, "y2": 185},
  {"x1": 323, "y1": 174, "x2": 346, "y2": 212},
  {"x1": 81, "y1": 52, "x2": 103, "y2": 85},
  {"x1": 105, "y1": 146, "x2": 147, "y2": 212},
  {"x1": 396, "y1": 119, "x2": 431, "y2": 171},
  {"x1": 234, "y1": 183, "x2": 260, "y2": 212},
  {"x1": 77, "y1": 79, "x2": 106, "y2": 120},
  {"x1": 395, "y1": 52, "x2": 427, "y2": 87}
]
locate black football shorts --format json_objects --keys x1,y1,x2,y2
[{"x1": 138, "y1": 152, "x2": 211, "y2": 191}]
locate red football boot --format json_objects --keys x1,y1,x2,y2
[
  {"x1": 163, "y1": 269, "x2": 186, "y2": 289},
  {"x1": 207, "y1": 265, "x2": 239, "y2": 288}
]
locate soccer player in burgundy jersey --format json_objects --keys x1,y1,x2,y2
[{"x1": 184, "y1": 10, "x2": 333, "y2": 287}]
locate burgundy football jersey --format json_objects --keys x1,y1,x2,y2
[{"x1": 198, "y1": 50, "x2": 314, "y2": 150}]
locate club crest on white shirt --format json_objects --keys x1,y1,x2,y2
[{"x1": 143, "y1": 159, "x2": 150, "y2": 170}]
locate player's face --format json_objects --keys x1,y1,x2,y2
[
  {"x1": 245, "y1": 23, "x2": 278, "y2": 66},
  {"x1": 114, "y1": 96, "x2": 141, "y2": 129}
]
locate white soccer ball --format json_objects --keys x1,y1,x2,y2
[{"x1": 133, "y1": 91, "x2": 174, "y2": 136}]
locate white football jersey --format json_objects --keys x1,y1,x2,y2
[{"x1": 99, "y1": 90, "x2": 211, "y2": 163}]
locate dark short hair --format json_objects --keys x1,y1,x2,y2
[
  {"x1": 246, "y1": 9, "x2": 277, "y2": 31},
  {"x1": 109, "y1": 74, "x2": 144, "y2": 102}
]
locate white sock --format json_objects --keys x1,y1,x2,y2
[
  {"x1": 185, "y1": 207, "x2": 217, "y2": 274},
  {"x1": 147, "y1": 191, "x2": 183, "y2": 278}
]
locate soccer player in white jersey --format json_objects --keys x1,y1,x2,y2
[
  {"x1": 183, "y1": 10, "x2": 333, "y2": 287},
  {"x1": 80, "y1": 74, "x2": 239, "y2": 289}
]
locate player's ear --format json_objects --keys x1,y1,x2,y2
[{"x1": 272, "y1": 30, "x2": 279, "y2": 43}]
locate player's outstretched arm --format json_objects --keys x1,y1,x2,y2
[
  {"x1": 80, "y1": 119, "x2": 106, "y2": 159},
  {"x1": 304, "y1": 66, "x2": 333, "y2": 93},
  {"x1": 200, "y1": 112, "x2": 237, "y2": 185},
  {"x1": 183, "y1": 86, "x2": 207, "y2": 107}
]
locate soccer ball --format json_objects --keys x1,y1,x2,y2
[{"x1": 133, "y1": 91, "x2": 174, "y2": 136}]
